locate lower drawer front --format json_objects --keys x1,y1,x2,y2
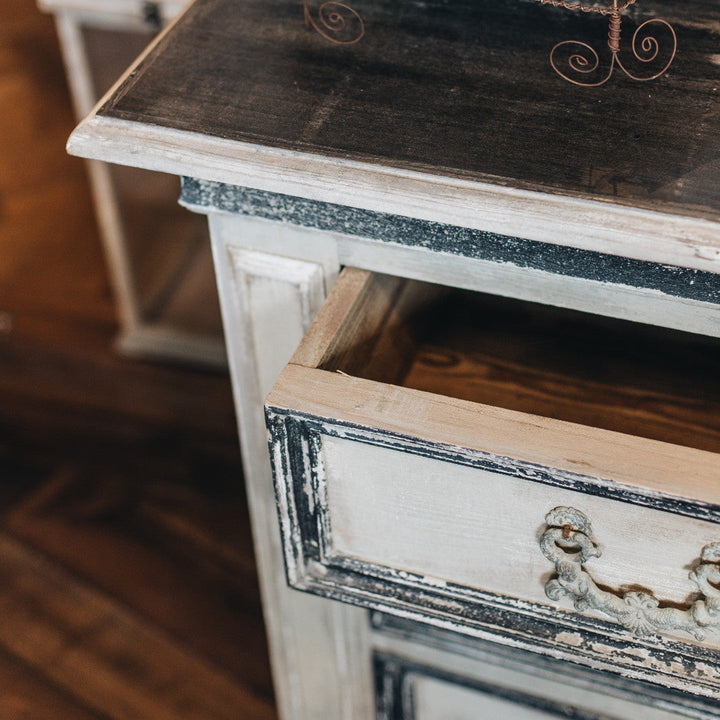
[
  {"x1": 375, "y1": 653, "x2": 694, "y2": 720},
  {"x1": 412, "y1": 677, "x2": 569, "y2": 720},
  {"x1": 265, "y1": 268, "x2": 720, "y2": 696}
]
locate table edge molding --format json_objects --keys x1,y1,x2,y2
[{"x1": 68, "y1": 113, "x2": 720, "y2": 274}]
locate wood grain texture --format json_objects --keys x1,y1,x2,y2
[
  {"x1": 295, "y1": 268, "x2": 720, "y2": 455},
  {"x1": 265, "y1": 267, "x2": 720, "y2": 698},
  {"x1": 67, "y1": 0, "x2": 720, "y2": 277},
  {"x1": 400, "y1": 288, "x2": 720, "y2": 454},
  {"x1": 100, "y1": 0, "x2": 720, "y2": 220},
  {"x1": 322, "y1": 433, "x2": 720, "y2": 608},
  {"x1": 0, "y1": 3, "x2": 276, "y2": 717},
  {"x1": 0, "y1": 646, "x2": 103, "y2": 720},
  {"x1": 0, "y1": 531, "x2": 270, "y2": 720},
  {"x1": 265, "y1": 395, "x2": 720, "y2": 699},
  {"x1": 268, "y1": 268, "x2": 720, "y2": 505}
]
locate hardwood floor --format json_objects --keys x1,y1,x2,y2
[{"x1": 0, "y1": 2, "x2": 276, "y2": 718}]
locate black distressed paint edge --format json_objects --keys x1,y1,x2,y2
[
  {"x1": 265, "y1": 412, "x2": 314, "y2": 589},
  {"x1": 286, "y1": 546, "x2": 720, "y2": 697},
  {"x1": 181, "y1": 177, "x2": 720, "y2": 304},
  {"x1": 373, "y1": 652, "x2": 720, "y2": 720},
  {"x1": 372, "y1": 615, "x2": 720, "y2": 719},
  {"x1": 264, "y1": 408, "x2": 720, "y2": 696},
  {"x1": 375, "y1": 655, "x2": 403, "y2": 720},
  {"x1": 295, "y1": 550, "x2": 720, "y2": 691},
  {"x1": 265, "y1": 403, "x2": 720, "y2": 525}
]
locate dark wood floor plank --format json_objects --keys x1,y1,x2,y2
[
  {"x1": 0, "y1": 646, "x2": 105, "y2": 720},
  {"x1": 0, "y1": 532, "x2": 275, "y2": 720},
  {"x1": 0, "y1": 2, "x2": 278, "y2": 718},
  {"x1": 0, "y1": 312, "x2": 238, "y2": 441},
  {"x1": 3, "y1": 464, "x2": 274, "y2": 701}
]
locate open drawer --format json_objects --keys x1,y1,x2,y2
[{"x1": 265, "y1": 268, "x2": 720, "y2": 696}]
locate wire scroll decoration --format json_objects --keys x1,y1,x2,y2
[
  {"x1": 302, "y1": 0, "x2": 675, "y2": 85},
  {"x1": 534, "y1": 0, "x2": 676, "y2": 85},
  {"x1": 303, "y1": 0, "x2": 365, "y2": 44}
]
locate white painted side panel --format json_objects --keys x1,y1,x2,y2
[
  {"x1": 226, "y1": 247, "x2": 326, "y2": 395},
  {"x1": 209, "y1": 216, "x2": 375, "y2": 720}
]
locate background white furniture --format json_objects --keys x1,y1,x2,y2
[{"x1": 41, "y1": 0, "x2": 225, "y2": 365}]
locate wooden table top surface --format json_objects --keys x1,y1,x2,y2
[{"x1": 98, "y1": 0, "x2": 720, "y2": 220}]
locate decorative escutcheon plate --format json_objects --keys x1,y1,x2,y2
[{"x1": 540, "y1": 507, "x2": 720, "y2": 640}]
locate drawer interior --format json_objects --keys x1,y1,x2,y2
[{"x1": 314, "y1": 272, "x2": 720, "y2": 453}]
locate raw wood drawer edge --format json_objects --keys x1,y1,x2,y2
[{"x1": 266, "y1": 363, "x2": 720, "y2": 511}]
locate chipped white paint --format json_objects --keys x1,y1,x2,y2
[
  {"x1": 421, "y1": 575, "x2": 449, "y2": 589},
  {"x1": 554, "y1": 631, "x2": 584, "y2": 647},
  {"x1": 266, "y1": 267, "x2": 720, "y2": 706},
  {"x1": 372, "y1": 633, "x2": 698, "y2": 720},
  {"x1": 694, "y1": 662, "x2": 720, "y2": 679}
]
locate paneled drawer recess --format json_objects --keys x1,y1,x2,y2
[
  {"x1": 265, "y1": 268, "x2": 720, "y2": 698},
  {"x1": 374, "y1": 653, "x2": 692, "y2": 720}
]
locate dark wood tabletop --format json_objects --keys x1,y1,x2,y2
[{"x1": 100, "y1": 0, "x2": 720, "y2": 219}]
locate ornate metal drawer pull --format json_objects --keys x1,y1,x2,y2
[{"x1": 540, "y1": 507, "x2": 720, "y2": 640}]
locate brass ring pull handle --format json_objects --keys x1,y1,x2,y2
[{"x1": 540, "y1": 507, "x2": 720, "y2": 640}]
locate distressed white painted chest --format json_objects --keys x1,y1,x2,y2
[{"x1": 69, "y1": 0, "x2": 720, "y2": 716}]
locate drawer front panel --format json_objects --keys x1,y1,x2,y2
[
  {"x1": 266, "y1": 409, "x2": 720, "y2": 696},
  {"x1": 374, "y1": 654, "x2": 697, "y2": 720},
  {"x1": 412, "y1": 678, "x2": 573, "y2": 720}
]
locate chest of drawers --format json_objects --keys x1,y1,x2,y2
[{"x1": 68, "y1": 0, "x2": 720, "y2": 715}]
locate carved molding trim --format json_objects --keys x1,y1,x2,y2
[{"x1": 540, "y1": 506, "x2": 720, "y2": 640}]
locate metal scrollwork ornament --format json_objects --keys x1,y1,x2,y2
[
  {"x1": 303, "y1": 0, "x2": 365, "y2": 44},
  {"x1": 540, "y1": 506, "x2": 720, "y2": 640},
  {"x1": 533, "y1": 0, "x2": 676, "y2": 86}
]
